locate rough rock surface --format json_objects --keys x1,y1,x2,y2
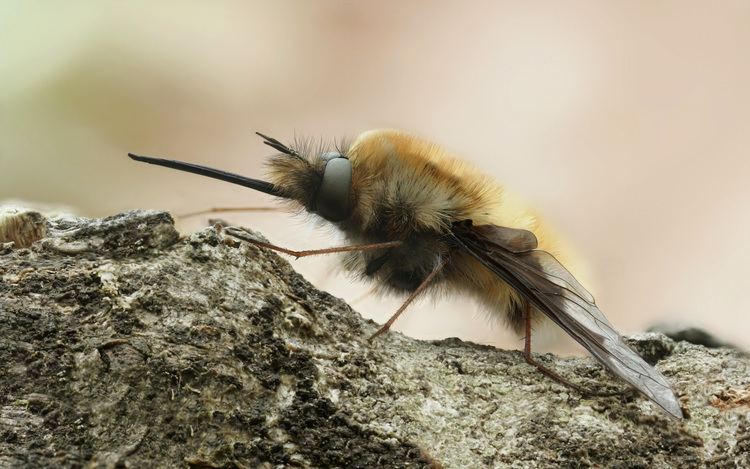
[{"x1": 0, "y1": 209, "x2": 748, "y2": 468}]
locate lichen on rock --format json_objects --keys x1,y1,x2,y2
[{"x1": 0, "y1": 210, "x2": 748, "y2": 468}]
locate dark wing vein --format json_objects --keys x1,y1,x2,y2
[{"x1": 451, "y1": 224, "x2": 682, "y2": 419}]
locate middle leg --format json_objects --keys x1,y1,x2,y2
[{"x1": 369, "y1": 257, "x2": 448, "y2": 341}]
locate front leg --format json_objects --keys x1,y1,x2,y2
[{"x1": 225, "y1": 227, "x2": 402, "y2": 259}]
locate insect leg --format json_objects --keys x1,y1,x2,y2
[
  {"x1": 348, "y1": 284, "x2": 379, "y2": 306},
  {"x1": 522, "y1": 304, "x2": 586, "y2": 394},
  {"x1": 179, "y1": 206, "x2": 280, "y2": 218},
  {"x1": 226, "y1": 227, "x2": 402, "y2": 259},
  {"x1": 369, "y1": 257, "x2": 448, "y2": 341}
]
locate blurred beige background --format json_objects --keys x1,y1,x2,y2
[{"x1": 2, "y1": 1, "x2": 749, "y2": 353}]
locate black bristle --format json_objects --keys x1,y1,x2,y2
[{"x1": 256, "y1": 132, "x2": 299, "y2": 157}]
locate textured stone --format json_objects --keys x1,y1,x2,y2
[{"x1": 0, "y1": 210, "x2": 747, "y2": 468}]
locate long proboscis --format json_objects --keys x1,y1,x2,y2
[{"x1": 127, "y1": 153, "x2": 287, "y2": 198}]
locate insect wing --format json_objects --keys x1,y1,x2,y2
[
  {"x1": 472, "y1": 223, "x2": 539, "y2": 253},
  {"x1": 516, "y1": 250, "x2": 595, "y2": 304},
  {"x1": 451, "y1": 224, "x2": 682, "y2": 419}
]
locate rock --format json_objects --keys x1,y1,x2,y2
[
  {"x1": 648, "y1": 324, "x2": 744, "y2": 352},
  {"x1": 0, "y1": 210, "x2": 748, "y2": 468}
]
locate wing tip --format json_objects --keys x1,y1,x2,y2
[{"x1": 659, "y1": 396, "x2": 684, "y2": 420}]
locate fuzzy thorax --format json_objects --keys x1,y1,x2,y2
[{"x1": 264, "y1": 129, "x2": 585, "y2": 332}]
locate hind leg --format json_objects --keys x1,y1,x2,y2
[
  {"x1": 522, "y1": 304, "x2": 585, "y2": 393},
  {"x1": 369, "y1": 257, "x2": 448, "y2": 341}
]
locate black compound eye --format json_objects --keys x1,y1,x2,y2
[{"x1": 315, "y1": 156, "x2": 352, "y2": 222}]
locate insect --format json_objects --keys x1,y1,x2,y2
[
  {"x1": 128, "y1": 130, "x2": 683, "y2": 419},
  {"x1": 0, "y1": 207, "x2": 48, "y2": 248}
]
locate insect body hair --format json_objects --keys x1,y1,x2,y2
[{"x1": 262, "y1": 129, "x2": 584, "y2": 333}]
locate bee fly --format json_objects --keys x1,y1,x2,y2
[{"x1": 128, "y1": 130, "x2": 683, "y2": 419}]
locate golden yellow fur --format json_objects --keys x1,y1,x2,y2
[
  {"x1": 263, "y1": 128, "x2": 586, "y2": 331},
  {"x1": 343, "y1": 129, "x2": 583, "y2": 331}
]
